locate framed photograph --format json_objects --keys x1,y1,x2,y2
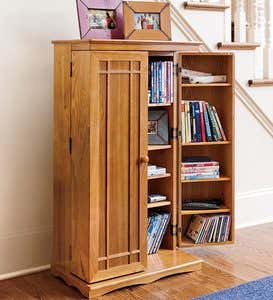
[
  {"x1": 76, "y1": 0, "x2": 124, "y2": 39},
  {"x1": 123, "y1": 1, "x2": 171, "y2": 40},
  {"x1": 148, "y1": 110, "x2": 169, "y2": 145}
]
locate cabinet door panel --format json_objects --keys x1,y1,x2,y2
[{"x1": 71, "y1": 51, "x2": 148, "y2": 283}]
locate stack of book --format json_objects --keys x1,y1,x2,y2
[
  {"x1": 148, "y1": 194, "x2": 167, "y2": 203},
  {"x1": 187, "y1": 214, "x2": 231, "y2": 244},
  {"x1": 182, "y1": 68, "x2": 227, "y2": 84},
  {"x1": 148, "y1": 61, "x2": 174, "y2": 104},
  {"x1": 182, "y1": 160, "x2": 220, "y2": 180},
  {"x1": 148, "y1": 164, "x2": 167, "y2": 177},
  {"x1": 147, "y1": 212, "x2": 170, "y2": 254},
  {"x1": 181, "y1": 101, "x2": 227, "y2": 143}
]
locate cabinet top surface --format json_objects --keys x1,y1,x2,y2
[
  {"x1": 52, "y1": 39, "x2": 202, "y2": 46},
  {"x1": 52, "y1": 39, "x2": 202, "y2": 51}
]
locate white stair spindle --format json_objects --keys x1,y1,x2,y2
[
  {"x1": 248, "y1": 0, "x2": 265, "y2": 79},
  {"x1": 234, "y1": 0, "x2": 247, "y2": 42},
  {"x1": 264, "y1": 0, "x2": 273, "y2": 79}
]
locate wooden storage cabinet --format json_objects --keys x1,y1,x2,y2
[{"x1": 52, "y1": 40, "x2": 236, "y2": 299}]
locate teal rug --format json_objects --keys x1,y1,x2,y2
[{"x1": 194, "y1": 276, "x2": 273, "y2": 300}]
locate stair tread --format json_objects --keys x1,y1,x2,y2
[{"x1": 217, "y1": 42, "x2": 260, "y2": 50}]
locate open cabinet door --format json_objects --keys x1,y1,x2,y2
[{"x1": 71, "y1": 51, "x2": 148, "y2": 283}]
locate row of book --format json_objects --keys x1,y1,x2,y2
[
  {"x1": 187, "y1": 214, "x2": 231, "y2": 244},
  {"x1": 147, "y1": 212, "x2": 170, "y2": 254},
  {"x1": 181, "y1": 101, "x2": 227, "y2": 143},
  {"x1": 148, "y1": 61, "x2": 174, "y2": 104},
  {"x1": 182, "y1": 160, "x2": 220, "y2": 180}
]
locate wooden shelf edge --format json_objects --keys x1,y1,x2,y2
[
  {"x1": 181, "y1": 177, "x2": 231, "y2": 183},
  {"x1": 148, "y1": 201, "x2": 171, "y2": 209},
  {"x1": 182, "y1": 141, "x2": 231, "y2": 146},
  {"x1": 184, "y1": 1, "x2": 230, "y2": 11},
  {"x1": 148, "y1": 103, "x2": 172, "y2": 107},
  {"x1": 181, "y1": 83, "x2": 231, "y2": 87},
  {"x1": 181, "y1": 238, "x2": 234, "y2": 248},
  {"x1": 148, "y1": 173, "x2": 171, "y2": 180},
  {"x1": 217, "y1": 42, "x2": 260, "y2": 50},
  {"x1": 248, "y1": 79, "x2": 273, "y2": 87},
  {"x1": 181, "y1": 206, "x2": 230, "y2": 215},
  {"x1": 148, "y1": 145, "x2": 172, "y2": 151}
]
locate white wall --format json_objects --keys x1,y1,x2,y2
[
  {"x1": 0, "y1": 0, "x2": 272, "y2": 278},
  {"x1": 0, "y1": 0, "x2": 78, "y2": 277}
]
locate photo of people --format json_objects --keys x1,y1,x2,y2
[
  {"x1": 134, "y1": 13, "x2": 160, "y2": 30},
  {"x1": 88, "y1": 9, "x2": 117, "y2": 30}
]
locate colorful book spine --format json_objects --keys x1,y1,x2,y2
[
  {"x1": 202, "y1": 102, "x2": 212, "y2": 142},
  {"x1": 206, "y1": 102, "x2": 219, "y2": 141},
  {"x1": 199, "y1": 101, "x2": 206, "y2": 142},
  {"x1": 187, "y1": 102, "x2": 192, "y2": 143},
  {"x1": 181, "y1": 102, "x2": 186, "y2": 143},
  {"x1": 182, "y1": 161, "x2": 219, "y2": 167},
  {"x1": 194, "y1": 102, "x2": 202, "y2": 142},
  {"x1": 212, "y1": 106, "x2": 227, "y2": 141}
]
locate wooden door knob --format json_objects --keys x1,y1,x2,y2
[{"x1": 140, "y1": 156, "x2": 149, "y2": 164}]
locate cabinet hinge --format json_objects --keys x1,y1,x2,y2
[
  {"x1": 69, "y1": 137, "x2": 72, "y2": 155},
  {"x1": 70, "y1": 62, "x2": 73, "y2": 77},
  {"x1": 178, "y1": 226, "x2": 182, "y2": 233},
  {"x1": 176, "y1": 64, "x2": 182, "y2": 75},
  {"x1": 170, "y1": 224, "x2": 177, "y2": 236},
  {"x1": 69, "y1": 245, "x2": 72, "y2": 261},
  {"x1": 170, "y1": 128, "x2": 178, "y2": 140}
]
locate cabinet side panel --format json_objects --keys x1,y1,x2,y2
[
  {"x1": 52, "y1": 44, "x2": 72, "y2": 274},
  {"x1": 71, "y1": 51, "x2": 92, "y2": 281}
]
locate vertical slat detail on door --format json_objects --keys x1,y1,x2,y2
[{"x1": 106, "y1": 60, "x2": 110, "y2": 270}]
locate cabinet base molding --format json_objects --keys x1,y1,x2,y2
[{"x1": 52, "y1": 250, "x2": 202, "y2": 299}]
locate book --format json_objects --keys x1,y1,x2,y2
[
  {"x1": 181, "y1": 101, "x2": 226, "y2": 143},
  {"x1": 212, "y1": 106, "x2": 227, "y2": 141},
  {"x1": 202, "y1": 102, "x2": 213, "y2": 142},
  {"x1": 148, "y1": 194, "x2": 167, "y2": 203},
  {"x1": 182, "y1": 68, "x2": 212, "y2": 78},
  {"x1": 187, "y1": 214, "x2": 231, "y2": 244},
  {"x1": 199, "y1": 101, "x2": 206, "y2": 142},
  {"x1": 148, "y1": 61, "x2": 174, "y2": 104},
  {"x1": 188, "y1": 75, "x2": 227, "y2": 84},
  {"x1": 147, "y1": 212, "x2": 170, "y2": 254}
]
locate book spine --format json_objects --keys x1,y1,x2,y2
[
  {"x1": 212, "y1": 106, "x2": 227, "y2": 141},
  {"x1": 187, "y1": 102, "x2": 192, "y2": 143},
  {"x1": 199, "y1": 101, "x2": 206, "y2": 142},
  {"x1": 150, "y1": 62, "x2": 153, "y2": 103},
  {"x1": 206, "y1": 102, "x2": 219, "y2": 141},
  {"x1": 162, "y1": 62, "x2": 166, "y2": 103},
  {"x1": 170, "y1": 63, "x2": 174, "y2": 103},
  {"x1": 182, "y1": 166, "x2": 219, "y2": 173},
  {"x1": 194, "y1": 102, "x2": 201, "y2": 142},
  {"x1": 184, "y1": 101, "x2": 188, "y2": 143},
  {"x1": 181, "y1": 102, "x2": 186, "y2": 143},
  {"x1": 191, "y1": 102, "x2": 197, "y2": 142},
  {"x1": 182, "y1": 173, "x2": 220, "y2": 180},
  {"x1": 182, "y1": 162, "x2": 219, "y2": 167},
  {"x1": 211, "y1": 107, "x2": 222, "y2": 140},
  {"x1": 203, "y1": 101, "x2": 212, "y2": 141}
]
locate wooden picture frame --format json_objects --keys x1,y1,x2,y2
[
  {"x1": 76, "y1": 0, "x2": 124, "y2": 39},
  {"x1": 148, "y1": 110, "x2": 169, "y2": 145},
  {"x1": 123, "y1": 1, "x2": 171, "y2": 40}
]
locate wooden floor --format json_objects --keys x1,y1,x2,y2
[{"x1": 1, "y1": 223, "x2": 273, "y2": 299}]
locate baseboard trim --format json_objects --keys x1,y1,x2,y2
[
  {"x1": 0, "y1": 265, "x2": 50, "y2": 281},
  {"x1": 236, "y1": 218, "x2": 273, "y2": 230}
]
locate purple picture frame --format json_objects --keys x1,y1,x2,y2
[{"x1": 76, "y1": 0, "x2": 124, "y2": 39}]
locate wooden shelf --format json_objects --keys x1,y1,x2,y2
[
  {"x1": 148, "y1": 145, "x2": 172, "y2": 151},
  {"x1": 181, "y1": 176, "x2": 231, "y2": 183},
  {"x1": 148, "y1": 201, "x2": 171, "y2": 209},
  {"x1": 181, "y1": 237, "x2": 233, "y2": 248},
  {"x1": 182, "y1": 141, "x2": 231, "y2": 146},
  {"x1": 148, "y1": 173, "x2": 171, "y2": 180},
  {"x1": 184, "y1": 1, "x2": 230, "y2": 11},
  {"x1": 148, "y1": 103, "x2": 172, "y2": 107},
  {"x1": 217, "y1": 42, "x2": 260, "y2": 50},
  {"x1": 181, "y1": 206, "x2": 230, "y2": 215},
  {"x1": 181, "y1": 83, "x2": 231, "y2": 87}
]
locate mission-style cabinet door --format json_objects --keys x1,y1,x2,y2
[{"x1": 70, "y1": 51, "x2": 148, "y2": 283}]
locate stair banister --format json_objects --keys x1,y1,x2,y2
[{"x1": 263, "y1": 0, "x2": 273, "y2": 79}]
